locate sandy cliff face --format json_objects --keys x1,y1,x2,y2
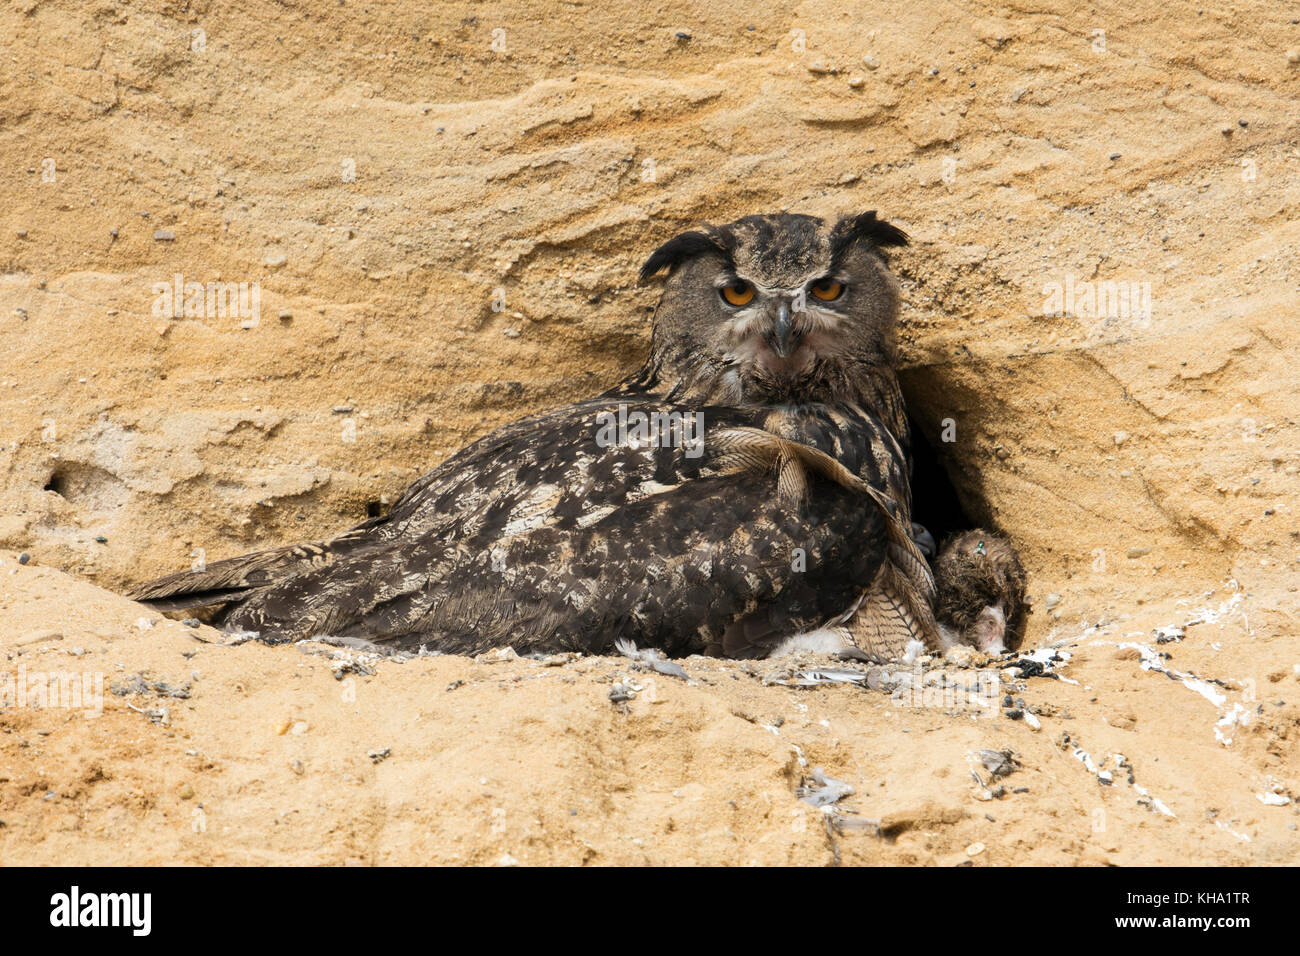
[{"x1": 1, "y1": 0, "x2": 1297, "y2": 864}]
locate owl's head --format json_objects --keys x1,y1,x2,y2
[{"x1": 638, "y1": 211, "x2": 908, "y2": 406}]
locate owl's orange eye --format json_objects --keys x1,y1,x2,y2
[
  {"x1": 810, "y1": 279, "x2": 844, "y2": 301},
  {"x1": 720, "y1": 281, "x2": 755, "y2": 307}
]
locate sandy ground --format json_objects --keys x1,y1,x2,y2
[
  {"x1": 2, "y1": 549, "x2": 1297, "y2": 865},
  {"x1": 1, "y1": 0, "x2": 1299, "y2": 864}
]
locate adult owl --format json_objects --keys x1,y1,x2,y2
[{"x1": 131, "y1": 211, "x2": 940, "y2": 660}]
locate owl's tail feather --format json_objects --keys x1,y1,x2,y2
[{"x1": 128, "y1": 537, "x2": 357, "y2": 612}]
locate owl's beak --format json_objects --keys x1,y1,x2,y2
[{"x1": 768, "y1": 302, "x2": 797, "y2": 358}]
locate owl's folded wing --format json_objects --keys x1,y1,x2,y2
[{"x1": 132, "y1": 396, "x2": 895, "y2": 656}]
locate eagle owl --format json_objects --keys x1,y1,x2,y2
[{"x1": 131, "y1": 211, "x2": 943, "y2": 661}]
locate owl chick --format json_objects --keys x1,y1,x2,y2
[{"x1": 932, "y1": 529, "x2": 1029, "y2": 654}]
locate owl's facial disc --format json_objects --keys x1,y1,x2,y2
[
  {"x1": 717, "y1": 275, "x2": 850, "y2": 373},
  {"x1": 639, "y1": 211, "x2": 908, "y2": 404}
]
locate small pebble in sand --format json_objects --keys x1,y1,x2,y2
[{"x1": 977, "y1": 749, "x2": 1020, "y2": 778}]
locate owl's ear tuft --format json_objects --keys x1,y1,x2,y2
[
  {"x1": 638, "y1": 230, "x2": 729, "y2": 284},
  {"x1": 830, "y1": 211, "x2": 909, "y2": 263}
]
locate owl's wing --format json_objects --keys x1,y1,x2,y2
[
  {"x1": 707, "y1": 423, "x2": 941, "y2": 660},
  {"x1": 136, "y1": 395, "x2": 899, "y2": 657},
  {"x1": 128, "y1": 400, "x2": 619, "y2": 611}
]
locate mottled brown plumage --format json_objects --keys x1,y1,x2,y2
[
  {"x1": 131, "y1": 211, "x2": 935, "y2": 659},
  {"x1": 932, "y1": 529, "x2": 1030, "y2": 653}
]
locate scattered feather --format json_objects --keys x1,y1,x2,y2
[
  {"x1": 780, "y1": 667, "x2": 870, "y2": 687},
  {"x1": 798, "y1": 768, "x2": 855, "y2": 807},
  {"x1": 613, "y1": 638, "x2": 689, "y2": 679}
]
